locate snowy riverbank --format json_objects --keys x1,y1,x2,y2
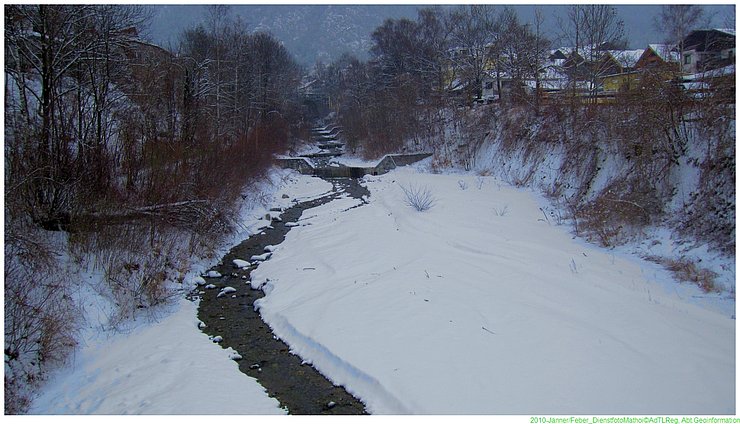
[{"x1": 251, "y1": 167, "x2": 735, "y2": 414}]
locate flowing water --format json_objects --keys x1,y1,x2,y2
[{"x1": 195, "y1": 177, "x2": 370, "y2": 414}]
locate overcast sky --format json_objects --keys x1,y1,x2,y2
[{"x1": 146, "y1": 4, "x2": 736, "y2": 64}]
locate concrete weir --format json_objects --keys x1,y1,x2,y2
[
  {"x1": 276, "y1": 153, "x2": 432, "y2": 178},
  {"x1": 279, "y1": 124, "x2": 432, "y2": 177}
]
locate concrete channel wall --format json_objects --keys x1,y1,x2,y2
[
  {"x1": 275, "y1": 157, "x2": 315, "y2": 174},
  {"x1": 277, "y1": 153, "x2": 432, "y2": 178}
]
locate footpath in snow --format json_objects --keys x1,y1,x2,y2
[{"x1": 250, "y1": 167, "x2": 735, "y2": 415}]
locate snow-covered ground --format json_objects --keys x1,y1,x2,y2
[
  {"x1": 29, "y1": 167, "x2": 734, "y2": 415},
  {"x1": 29, "y1": 170, "x2": 333, "y2": 415},
  {"x1": 471, "y1": 114, "x2": 735, "y2": 294},
  {"x1": 29, "y1": 299, "x2": 284, "y2": 414},
  {"x1": 250, "y1": 167, "x2": 735, "y2": 414}
]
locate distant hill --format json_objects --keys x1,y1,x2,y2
[
  {"x1": 150, "y1": 4, "x2": 421, "y2": 65},
  {"x1": 244, "y1": 5, "x2": 422, "y2": 64}
]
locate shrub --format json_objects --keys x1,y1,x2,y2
[
  {"x1": 400, "y1": 183, "x2": 436, "y2": 212},
  {"x1": 676, "y1": 131, "x2": 735, "y2": 256},
  {"x1": 4, "y1": 224, "x2": 79, "y2": 414}
]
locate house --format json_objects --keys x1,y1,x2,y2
[
  {"x1": 680, "y1": 29, "x2": 736, "y2": 74},
  {"x1": 561, "y1": 48, "x2": 589, "y2": 79},
  {"x1": 635, "y1": 44, "x2": 680, "y2": 70},
  {"x1": 548, "y1": 48, "x2": 569, "y2": 62},
  {"x1": 595, "y1": 44, "x2": 695, "y2": 97},
  {"x1": 480, "y1": 71, "x2": 533, "y2": 101},
  {"x1": 607, "y1": 49, "x2": 644, "y2": 71},
  {"x1": 598, "y1": 49, "x2": 647, "y2": 93},
  {"x1": 550, "y1": 45, "x2": 677, "y2": 100},
  {"x1": 481, "y1": 75, "x2": 498, "y2": 101}
]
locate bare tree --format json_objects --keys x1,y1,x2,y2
[
  {"x1": 414, "y1": 7, "x2": 454, "y2": 101},
  {"x1": 655, "y1": 5, "x2": 707, "y2": 56},
  {"x1": 497, "y1": 7, "x2": 550, "y2": 104},
  {"x1": 581, "y1": 5, "x2": 625, "y2": 99},
  {"x1": 5, "y1": 5, "x2": 148, "y2": 227},
  {"x1": 559, "y1": 5, "x2": 624, "y2": 102},
  {"x1": 558, "y1": 5, "x2": 587, "y2": 113},
  {"x1": 511, "y1": 10, "x2": 551, "y2": 109},
  {"x1": 207, "y1": 4, "x2": 230, "y2": 132},
  {"x1": 449, "y1": 5, "x2": 497, "y2": 101},
  {"x1": 532, "y1": 7, "x2": 549, "y2": 114}
]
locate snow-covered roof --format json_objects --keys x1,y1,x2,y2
[
  {"x1": 714, "y1": 28, "x2": 736, "y2": 37},
  {"x1": 539, "y1": 65, "x2": 568, "y2": 80},
  {"x1": 482, "y1": 69, "x2": 513, "y2": 80},
  {"x1": 547, "y1": 57, "x2": 566, "y2": 67},
  {"x1": 607, "y1": 49, "x2": 644, "y2": 68},
  {"x1": 574, "y1": 44, "x2": 604, "y2": 59},
  {"x1": 448, "y1": 78, "x2": 466, "y2": 91},
  {"x1": 299, "y1": 79, "x2": 318, "y2": 90},
  {"x1": 647, "y1": 44, "x2": 680, "y2": 62},
  {"x1": 552, "y1": 47, "x2": 574, "y2": 55},
  {"x1": 554, "y1": 45, "x2": 625, "y2": 62}
]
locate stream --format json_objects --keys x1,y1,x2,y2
[{"x1": 194, "y1": 177, "x2": 370, "y2": 414}]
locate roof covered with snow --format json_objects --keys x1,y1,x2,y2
[
  {"x1": 647, "y1": 44, "x2": 680, "y2": 62},
  {"x1": 607, "y1": 49, "x2": 644, "y2": 68},
  {"x1": 714, "y1": 28, "x2": 736, "y2": 37}
]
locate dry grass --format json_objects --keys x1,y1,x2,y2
[
  {"x1": 510, "y1": 166, "x2": 537, "y2": 188},
  {"x1": 667, "y1": 260, "x2": 719, "y2": 293},
  {"x1": 576, "y1": 176, "x2": 662, "y2": 247},
  {"x1": 646, "y1": 256, "x2": 719, "y2": 293}
]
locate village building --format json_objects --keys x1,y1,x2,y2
[{"x1": 680, "y1": 28, "x2": 736, "y2": 74}]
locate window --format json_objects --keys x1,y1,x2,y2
[
  {"x1": 684, "y1": 54, "x2": 692, "y2": 65},
  {"x1": 484, "y1": 82, "x2": 494, "y2": 90}
]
